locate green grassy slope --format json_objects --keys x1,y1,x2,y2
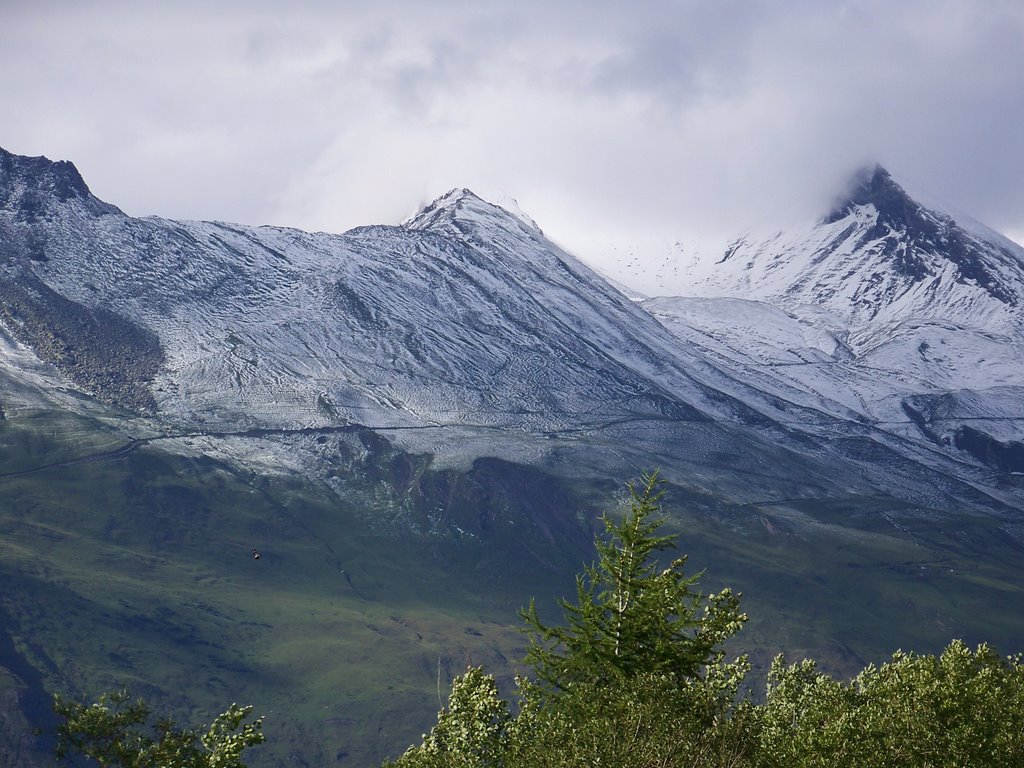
[
  {"x1": 2, "y1": 407, "x2": 1023, "y2": 766},
  {"x1": 0, "y1": 408, "x2": 599, "y2": 766}
]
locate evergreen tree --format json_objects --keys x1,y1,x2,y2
[
  {"x1": 519, "y1": 471, "x2": 747, "y2": 690},
  {"x1": 388, "y1": 473, "x2": 755, "y2": 768}
]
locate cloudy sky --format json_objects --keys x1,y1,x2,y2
[{"x1": 3, "y1": 0, "x2": 1023, "y2": 263}]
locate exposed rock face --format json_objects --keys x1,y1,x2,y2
[
  {"x1": 826, "y1": 165, "x2": 1017, "y2": 304},
  {"x1": 0, "y1": 149, "x2": 163, "y2": 412},
  {"x1": 0, "y1": 274, "x2": 163, "y2": 412},
  {"x1": 0, "y1": 147, "x2": 120, "y2": 221}
]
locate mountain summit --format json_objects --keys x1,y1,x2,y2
[
  {"x1": 826, "y1": 164, "x2": 918, "y2": 223},
  {"x1": 0, "y1": 147, "x2": 119, "y2": 219},
  {"x1": 637, "y1": 164, "x2": 1024, "y2": 339},
  {"x1": 404, "y1": 187, "x2": 545, "y2": 240},
  {"x1": 641, "y1": 164, "x2": 1024, "y2": 476},
  {"x1": 822, "y1": 165, "x2": 1019, "y2": 305}
]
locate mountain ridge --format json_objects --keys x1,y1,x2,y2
[
  {"x1": 2, "y1": 148, "x2": 1022, "y2": 499},
  {"x1": 0, "y1": 147, "x2": 121, "y2": 221},
  {"x1": 3, "y1": 147, "x2": 1024, "y2": 767},
  {"x1": 638, "y1": 163, "x2": 1024, "y2": 480}
]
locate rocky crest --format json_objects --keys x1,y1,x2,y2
[
  {"x1": 0, "y1": 150, "x2": 162, "y2": 412},
  {"x1": 0, "y1": 148, "x2": 120, "y2": 222},
  {"x1": 825, "y1": 165, "x2": 1016, "y2": 304}
]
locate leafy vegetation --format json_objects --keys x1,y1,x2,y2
[
  {"x1": 758, "y1": 641, "x2": 1024, "y2": 767},
  {"x1": 387, "y1": 473, "x2": 1024, "y2": 768},
  {"x1": 53, "y1": 689, "x2": 263, "y2": 768},
  {"x1": 6, "y1": 402, "x2": 1024, "y2": 765}
]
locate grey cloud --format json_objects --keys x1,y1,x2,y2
[{"x1": 1, "y1": 0, "x2": 1022, "y2": 250}]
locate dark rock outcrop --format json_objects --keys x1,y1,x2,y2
[{"x1": 0, "y1": 274, "x2": 163, "y2": 413}]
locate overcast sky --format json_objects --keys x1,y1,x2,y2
[{"x1": 3, "y1": 0, "x2": 1023, "y2": 262}]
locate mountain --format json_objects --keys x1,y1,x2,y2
[
  {"x1": 0, "y1": 153, "x2": 738, "y2": 433},
  {"x1": 658, "y1": 166, "x2": 1022, "y2": 333},
  {"x1": 637, "y1": 165, "x2": 1024, "y2": 479},
  {"x1": 3, "y1": 149, "x2": 1018, "y2": 504},
  {"x1": 2, "y1": 148, "x2": 1024, "y2": 766},
  {"x1": 0, "y1": 148, "x2": 889, "y2": 502}
]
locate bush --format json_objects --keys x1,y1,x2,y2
[
  {"x1": 53, "y1": 689, "x2": 264, "y2": 768},
  {"x1": 756, "y1": 641, "x2": 1024, "y2": 767}
]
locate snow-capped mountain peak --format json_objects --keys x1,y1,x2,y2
[
  {"x1": 404, "y1": 187, "x2": 544, "y2": 240},
  {"x1": 825, "y1": 164, "x2": 910, "y2": 223},
  {"x1": 635, "y1": 164, "x2": 1024, "y2": 478},
  {"x1": 634, "y1": 165, "x2": 1024, "y2": 341},
  {"x1": 403, "y1": 187, "x2": 486, "y2": 228},
  {"x1": 821, "y1": 164, "x2": 1019, "y2": 306}
]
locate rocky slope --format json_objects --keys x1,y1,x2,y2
[{"x1": 633, "y1": 166, "x2": 1024, "y2": 477}]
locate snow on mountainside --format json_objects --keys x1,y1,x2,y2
[
  {"x1": 0, "y1": 165, "x2": 740, "y2": 434},
  {"x1": 698, "y1": 166, "x2": 1021, "y2": 342},
  {"x1": 0, "y1": 148, "x2": 795, "y2": 447},
  {"x1": 624, "y1": 166, "x2": 1024, "y2": 335},
  {"x1": 632, "y1": 165, "x2": 1024, "y2": 474},
  {"x1": 1, "y1": 146, "x2": 1022, "y2": 515}
]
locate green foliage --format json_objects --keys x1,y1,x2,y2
[
  {"x1": 387, "y1": 473, "x2": 1024, "y2": 767},
  {"x1": 386, "y1": 667, "x2": 511, "y2": 768},
  {"x1": 508, "y1": 662, "x2": 758, "y2": 768},
  {"x1": 390, "y1": 473, "x2": 757, "y2": 768},
  {"x1": 520, "y1": 471, "x2": 747, "y2": 690},
  {"x1": 388, "y1": 662, "x2": 760, "y2": 768},
  {"x1": 53, "y1": 689, "x2": 264, "y2": 768},
  {"x1": 756, "y1": 640, "x2": 1024, "y2": 767}
]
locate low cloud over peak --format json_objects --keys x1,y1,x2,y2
[{"x1": 2, "y1": 1, "x2": 1021, "y2": 257}]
